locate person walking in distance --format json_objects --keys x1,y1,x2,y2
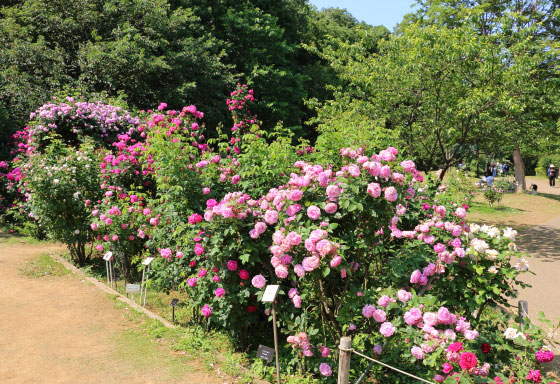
[{"x1": 548, "y1": 164, "x2": 556, "y2": 187}]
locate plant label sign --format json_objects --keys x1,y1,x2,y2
[
  {"x1": 257, "y1": 344, "x2": 275, "y2": 362},
  {"x1": 103, "y1": 251, "x2": 113, "y2": 261},
  {"x1": 170, "y1": 298, "x2": 179, "y2": 307},
  {"x1": 142, "y1": 257, "x2": 155, "y2": 266},
  {"x1": 126, "y1": 284, "x2": 141, "y2": 293},
  {"x1": 261, "y1": 285, "x2": 280, "y2": 303}
]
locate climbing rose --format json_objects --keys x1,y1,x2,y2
[
  {"x1": 459, "y1": 352, "x2": 478, "y2": 371},
  {"x1": 481, "y1": 343, "x2": 491, "y2": 354},
  {"x1": 252, "y1": 275, "x2": 266, "y2": 289},
  {"x1": 215, "y1": 288, "x2": 225, "y2": 297},
  {"x1": 187, "y1": 277, "x2": 197, "y2": 287},
  {"x1": 201, "y1": 304, "x2": 212, "y2": 317}
]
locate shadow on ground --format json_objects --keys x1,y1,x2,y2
[{"x1": 517, "y1": 225, "x2": 560, "y2": 262}]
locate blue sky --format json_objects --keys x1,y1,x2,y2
[{"x1": 308, "y1": 0, "x2": 417, "y2": 30}]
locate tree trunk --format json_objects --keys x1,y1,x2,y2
[{"x1": 513, "y1": 146, "x2": 526, "y2": 192}]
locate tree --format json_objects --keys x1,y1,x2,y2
[{"x1": 402, "y1": 0, "x2": 560, "y2": 190}]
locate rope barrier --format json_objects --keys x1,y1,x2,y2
[{"x1": 339, "y1": 347, "x2": 437, "y2": 384}]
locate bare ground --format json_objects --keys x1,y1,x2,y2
[{"x1": 0, "y1": 241, "x2": 231, "y2": 384}]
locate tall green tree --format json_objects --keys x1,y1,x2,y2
[{"x1": 402, "y1": 0, "x2": 560, "y2": 190}]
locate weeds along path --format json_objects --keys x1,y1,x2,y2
[{"x1": 0, "y1": 237, "x2": 228, "y2": 384}]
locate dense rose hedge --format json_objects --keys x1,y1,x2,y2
[{"x1": 3, "y1": 88, "x2": 558, "y2": 383}]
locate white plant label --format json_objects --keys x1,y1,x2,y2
[
  {"x1": 142, "y1": 257, "x2": 155, "y2": 266},
  {"x1": 261, "y1": 285, "x2": 280, "y2": 303}
]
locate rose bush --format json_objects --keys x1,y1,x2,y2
[{"x1": 4, "y1": 88, "x2": 558, "y2": 383}]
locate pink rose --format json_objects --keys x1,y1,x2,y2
[
  {"x1": 379, "y1": 322, "x2": 395, "y2": 337},
  {"x1": 325, "y1": 202, "x2": 338, "y2": 214},
  {"x1": 384, "y1": 187, "x2": 398, "y2": 202},
  {"x1": 264, "y1": 210, "x2": 279, "y2": 224},
  {"x1": 251, "y1": 275, "x2": 266, "y2": 289},
  {"x1": 201, "y1": 304, "x2": 212, "y2": 317},
  {"x1": 227, "y1": 260, "x2": 238, "y2": 271},
  {"x1": 307, "y1": 205, "x2": 321, "y2": 220},
  {"x1": 367, "y1": 182, "x2": 381, "y2": 198}
]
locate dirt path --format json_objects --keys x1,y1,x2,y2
[
  {"x1": 0, "y1": 240, "x2": 227, "y2": 384},
  {"x1": 509, "y1": 178, "x2": 560, "y2": 325}
]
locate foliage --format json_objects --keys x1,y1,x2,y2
[
  {"x1": 21, "y1": 140, "x2": 101, "y2": 265},
  {"x1": 480, "y1": 184, "x2": 505, "y2": 208},
  {"x1": 4, "y1": 88, "x2": 559, "y2": 383},
  {"x1": 439, "y1": 169, "x2": 478, "y2": 208}
]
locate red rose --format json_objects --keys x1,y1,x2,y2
[
  {"x1": 247, "y1": 306, "x2": 257, "y2": 312},
  {"x1": 481, "y1": 343, "x2": 491, "y2": 354},
  {"x1": 239, "y1": 269, "x2": 249, "y2": 280},
  {"x1": 459, "y1": 352, "x2": 478, "y2": 371}
]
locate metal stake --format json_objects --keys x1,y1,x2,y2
[{"x1": 272, "y1": 301, "x2": 281, "y2": 384}]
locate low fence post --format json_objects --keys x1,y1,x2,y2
[
  {"x1": 519, "y1": 300, "x2": 528, "y2": 330},
  {"x1": 338, "y1": 336, "x2": 352, "y2": 384}
]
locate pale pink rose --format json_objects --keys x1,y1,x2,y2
[
  {"x1": 384, "y1": 187, "x2": 398, "y2": 202},
  {"x1": 307, "y1": 205, "x2": 321, "y2": 220},
  {"x1": 367, "y1": 182, "x2": 381, "y2": 198}
]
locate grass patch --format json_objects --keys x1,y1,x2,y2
[
  {"x1": 0, "y1": 232, "x2": 53, "y2": 245},
  {"x1": 20, "y1": 253, "x2": 70, "y2": 278},
  {"x1": 468, "y1": 201, "x2": 522, "y2": 216}
]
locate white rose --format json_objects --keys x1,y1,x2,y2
[
  {"x1": 486, "y1": 227, "x2": 501, "y2": 238},
  {"x1": 504, "y1": 327, "x2": 519, "y2": 340},
  {"x1": 485, "y1": 249, "x2": 499, "y2": 260},
  {"x1": 487, "y1": 266, "x2": 498, "y2": 274},
  {"x1": 514, "y1": 258, "x2": 530, "y2": 272},
  {"x1": 469, "y1": 223, "x2": 481, "y2": 233},
  {"x1": 470, "y1": 238, "x2": 489, "y2": 254},
  {"x1": 503, "y1": 227, "x2": 518, "y2": 241},
  {"x1": 53, "y1": 179, "x2": 59, "y2": 184},
  {"x1": 74, "y1": 229, "x2": 80, "y2": 235}
]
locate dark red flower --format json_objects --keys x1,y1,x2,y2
[
  {"x1": 481, "y1": 343, "x2": 491, "y2": 354},
  {"x1": 247, "y1": 306, "x2": 257, "y2": 312}
]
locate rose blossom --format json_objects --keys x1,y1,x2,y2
[
  {"x1": 379, "y1": 322, "x2": 395, "y2": 337},
  {"x1": 251, "y1": 275, "x2": 266, "y2": 289},
  {"x1": 307, "y1": 205, "x2": 321, "y2": 220},
  {"x1": 367, "y1": 182, "x2": 381, "y2": 198},
  {"x1": 459, "y1": 352, "x2": 478, "y2": 371},
  {"x1": 319, "y1": 363, "x2": 332, "y2": 377},
  {"x1": 201, "y1": 304, "x2": 212, "y2": 317}
]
